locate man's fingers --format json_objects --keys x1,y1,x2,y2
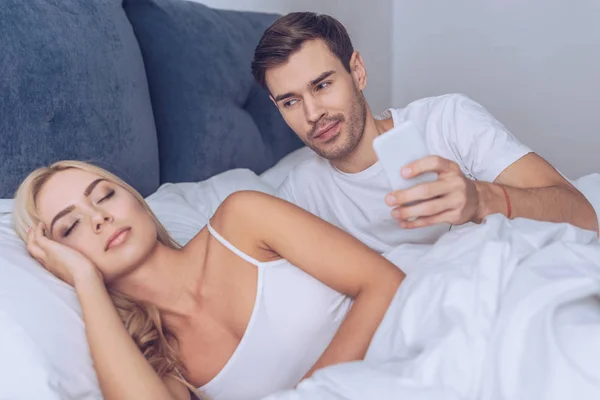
[
  {"x1": 391, "y1": 196, "x2": 454, "y2": 222},
  {"x1": 402, "y1": 155, "x2": 460, "y2": 178},
  {"x1": 386, "y1": 180, "x2": 452, "y2": 207},
  {"x1": 399, "y1": 210, "x2": 457, "y2": 229}
]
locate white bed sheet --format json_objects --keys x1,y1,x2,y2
[{"x1": 264, "y1": 215, "x2": 600, "y2": 400}]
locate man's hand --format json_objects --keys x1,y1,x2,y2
[{"x1": 384, "y1": 156, "x2": 485, "y2": 229}]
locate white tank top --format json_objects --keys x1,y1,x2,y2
[{"x1": 197, "y1": 223, "x2": 353, "y2": 400}]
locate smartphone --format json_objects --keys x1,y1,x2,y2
[{"x1": 373, "y1": 120, "x2": 437, "y2": 192}]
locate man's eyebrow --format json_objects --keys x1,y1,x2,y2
[
  {"x1": 273, "y1": 70, "x2": 337, "y2": 103},
  {"x1": 274, "y1": 91, "x2": 295, "y2": 103},
  {"x1": 49, "y1": 178, "x2": 106, "y2": 234},
  {"x1": 309, "y1": 70, "x2": 335, "y2": 87}
]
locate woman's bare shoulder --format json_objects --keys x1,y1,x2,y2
[
  {"x1": 209, "y1": 191, "x2": 285, "y2": 259},
  {"x1": 211, "y1": 190, "x2": 276, "y2": 230}
]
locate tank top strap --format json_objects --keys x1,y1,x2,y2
[{"x1": 206, "y1": 222, "x2": 263, "y2": 268}]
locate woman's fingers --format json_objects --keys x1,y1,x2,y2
[
  {"x1": 35, "y1": 222, "x2": 47, "y2": 241},
  {"x1": 25, "y1": 222, "x2": 92, "y2": 286},
  {"x1": 26, "y1": 225, "x2": 47, "y2": 266},
  {"x1": 33, "y1": 222, "x2": 53, "y2": 249}
]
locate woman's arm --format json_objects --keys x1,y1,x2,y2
[
  {"x1": 216, "y1": 191, "x2": 406, "y2": 378},
  {"x1": 26, "y1": 224, "x2": 190, "y2": 400},
  {"x1": 75, "y1": 271, "x2": 190, "y2": 400}
]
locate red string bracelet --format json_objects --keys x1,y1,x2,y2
[{"x1": 500, "y1": 185, "x2": 512, "y2": 219}]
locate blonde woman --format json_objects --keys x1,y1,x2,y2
[{"x1": 13, "y1": 160, "x2": 405, "y2": 400}]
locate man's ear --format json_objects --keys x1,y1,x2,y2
[{"x1": 350, "y1": 51, "x2": 367, "y2": 91}]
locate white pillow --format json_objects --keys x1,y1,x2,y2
[
  {"x1": 0, "y1": 168, "x2": 274, "y2": 399},
  {"x1": 259, "y1": 146, "x2": 316, "y2": 189},
  {"x1": 148, "y1": 168, "x2": 276, "y2": 245},
  {"x1": 0, "y1": 198, "x2": 13, "y2": 214},
  {"x1": 0, "y1": 213, "x2": 100, "y2": 399}
]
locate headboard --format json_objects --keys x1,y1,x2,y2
[{"x1": 0, "y1": 0, "x2": 302, "y2": 198}]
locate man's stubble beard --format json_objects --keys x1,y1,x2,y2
[{"x1": 305, "y1": 87, "x2": 368, "y2": 161}]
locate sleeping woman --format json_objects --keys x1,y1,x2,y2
[{"x1": 13, "y1": 160, "x2": 406, "y2": 400}]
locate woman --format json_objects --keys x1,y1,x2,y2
[{"x1": 13, "y1": 160, "x2": 405, "y2": 400}]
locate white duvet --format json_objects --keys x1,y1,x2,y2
[{"x1": 264, "y1": 215, "x2": 600, "y2": 400}]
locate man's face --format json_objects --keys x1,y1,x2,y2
[{"x1": 265, "y1": 39, "x2": 367, "y2": 161}]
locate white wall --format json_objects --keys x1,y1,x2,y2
[
  {"x1": 191, "y1": 0, "x2": 393, "y2": 113},
  {"x1": 392, "y1": 0, "x2": 600, "y2": 179}
]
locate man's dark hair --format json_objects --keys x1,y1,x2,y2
[{"x1": 251, "y1": 12, "x2": 354, "y2": 90}]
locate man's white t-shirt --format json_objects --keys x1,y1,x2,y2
[{"x1": 276, "y1": 93, "x2": 532, "y2": 253}]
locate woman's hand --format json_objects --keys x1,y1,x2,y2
[
  {"x1": 26, "y1": 222, "x2": 102, "y2": 286},
  {"x1": 25, "y1": 224, "x2": 186, "y2": 400}
]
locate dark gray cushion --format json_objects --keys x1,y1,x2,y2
[
  {"x1": 0, "y1": 0, "x2": 160, "y2": 198},
  {"x1": 123, "y1": 0, "x2": 303, "y2": 184}
]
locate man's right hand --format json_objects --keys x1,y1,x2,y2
[{"x1": 385, "y1": 155, "x2": 484, "y2": 229}]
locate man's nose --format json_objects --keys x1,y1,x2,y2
[{"x1": 304, "y1": 97, "x2": 326, "y2": 125}]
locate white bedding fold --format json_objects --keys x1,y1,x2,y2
[{"x1": 264, "y1": 215, "x2": 600, "y2": 400}]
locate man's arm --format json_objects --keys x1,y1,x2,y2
[
  {"x1": 386, "y1": 154, "x2": 598, "y2": 234},
  {"x1": 476, "y1": 153, "x2": 598, "y2": 232},
  {"x1": 386, "y1": 94, "x2": 597, "y2": 233}
]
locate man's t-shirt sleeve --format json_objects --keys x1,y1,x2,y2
[
  {"x1": 440, "y1": 94, "x2": 532, "y2": 182},
  {"x1": 276, "y1": 175, "x2": 296, "y2": 204}
]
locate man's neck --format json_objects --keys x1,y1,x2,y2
[{"x1": 332, "y1": 109, "x2": 394, "y2": 174}]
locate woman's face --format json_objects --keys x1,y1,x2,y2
[{"x1": 35, "y1": 168, "x2": 159, "y2": 282}]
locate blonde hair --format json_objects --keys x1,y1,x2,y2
[{"x1": 13, "y1": 160, "x2": 202, "y2": 397}]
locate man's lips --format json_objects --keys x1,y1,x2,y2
[
  {"x1": 105, "y1": 227, "x2": 131, "y2": 251},
  {"x1": 313, "y1": 121, "x2": 341, "y2": 139}
]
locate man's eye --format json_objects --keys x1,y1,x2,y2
[
  {"x1": 317, "y1": 81, "x2": 331, "y2": 90},
  {"x1": 283, "y1": 99, "x2": 298, "y2": 108}
]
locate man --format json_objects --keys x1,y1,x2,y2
[{"x1": 251, "y1": 12, "x2": 598, "y2": 254}]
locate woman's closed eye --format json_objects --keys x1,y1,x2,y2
[
  {"x1": 61, "y1": 190, "x2": 115, "y2": 237},
  {"x1": 62, "y1": 220, "x2": 79, "y2": 237},
  {"x1": 98, "y1": 189, "x2": 115, "y2": 203}
]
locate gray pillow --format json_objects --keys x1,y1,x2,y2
[
  {"x1": 0, "y1": 0, "x2": 160, "y2": 198},
  {"x1": 123, "y1": 0, "x2": 303, "y2": 184}
]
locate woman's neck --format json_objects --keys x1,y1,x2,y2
[{"x1": 109, "y1": 231, "x2": 209, "y2": 325}]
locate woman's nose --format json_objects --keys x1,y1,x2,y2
[{"x1": 92, "y1": 210, "x2": 113, "y2": 232}]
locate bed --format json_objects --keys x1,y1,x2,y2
[{"x1": 1, "y1": 1, "x2": 600, "y2": 399}]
